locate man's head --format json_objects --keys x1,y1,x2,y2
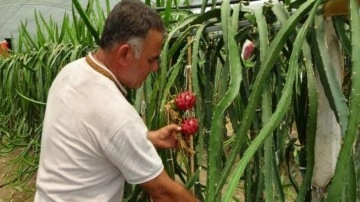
[
  {"x1": 98, "y1": 0, "x2": 166, "y2": 89},
  {"x1": 99, "y1": 0, "x2": 166, "y2": 51}
]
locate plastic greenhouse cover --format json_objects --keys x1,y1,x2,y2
[
  {"x1": 0, "y1": 0, "x2": 119, "y2": 42},
  {"x1": 0, "y1": 0, "x2": 273, "y2": 45}
]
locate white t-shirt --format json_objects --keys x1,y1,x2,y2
[{"x1": 34, "y1": 54, "x2": 163, "y2": 202}]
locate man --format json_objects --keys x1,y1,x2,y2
[{"x1": 34, "y1": 1, "x2": 199, "y2": 201}]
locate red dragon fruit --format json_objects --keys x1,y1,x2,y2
[
  {"x1": 0, "y1": 40, "x2": 9, "y2": 55},
  {"x1": 175, "y1": 91, "x2": 196, "y2": 111},
  {"x1": 241, "y1": 39, "x2": 255, "y2": 60},
  {"x1": 181, "y1": 117, "x2": 199, "y2": 136}
]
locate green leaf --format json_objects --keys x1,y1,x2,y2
[
  {"x1": 206, "y1": 1, "x2": 242, "y2": 201},
  {"x1": 295, "y1": 42, "x2": 317, "y2": 202},
  {"x1": 313, "y1": 14, "x2": 349, "y2": 135},
  {"x1": 324, "y1": 0, "x2": 360, "y2": 200},
  {"x1": 221, "y1": 0, "x2": 321, "y2": 200},
  {"x1": 72, "y1": 0, "x2": 100, "y2": 44}
]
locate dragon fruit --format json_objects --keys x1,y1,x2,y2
[
  {"x1": 241, "y1": 39, "x2": 255, "y2": 60},
  {"x1": 181, "y1": 117, "x2": 199, "y2": 136},
  {"x1": 0, "y1": 41, "x2": 9, "y2": 55},
  {"x1": 175, "y1": 91, "x2": 196, "y2": 111}
]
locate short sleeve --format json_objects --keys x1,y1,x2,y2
[{"x1": 104, "y1": 117, "x2": 163, "y2": 184}]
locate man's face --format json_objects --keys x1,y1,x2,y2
[{"x1": 124, "y1": 30, "x2": 163, "y2": 89}]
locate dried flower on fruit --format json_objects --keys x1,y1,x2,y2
[
  {"x1": 165, "y1": 101, "x2": 182, "y2": 124},
  {"x1": 177, "y1": 134, "x2": 195, "y2": 155}
]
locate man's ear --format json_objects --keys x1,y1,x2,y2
[{"x1": 116, "y1": 43, "x2": 132, "y2": 65}]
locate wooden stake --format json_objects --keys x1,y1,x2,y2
[{"x1": 186, "y1": 36, "x2": 195, "y2": 193}]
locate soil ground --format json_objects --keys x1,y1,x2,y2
[{"x1": 0, "y1": 152, "x2": 35, "y2": 202}]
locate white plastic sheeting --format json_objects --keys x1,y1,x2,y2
[{"x1": 0, "y1": 0, "x2": 118, "y2": 41}]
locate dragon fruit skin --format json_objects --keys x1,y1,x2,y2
[
  {"x1": 181, "y1": 117, "x2": 199, "y2": 136},
  {"x1": 175, "y1": 91, "x2": 196, "y2": 111}
]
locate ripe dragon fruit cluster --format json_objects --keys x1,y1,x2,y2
[{"x1": 174, "y1": 91, "x2": 199, "y2": 137}]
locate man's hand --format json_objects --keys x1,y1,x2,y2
[{"x1": 147, "y1": 124, "x2": 181, "y2": 149}]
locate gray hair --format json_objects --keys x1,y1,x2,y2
[{"x1": 127, "y1": 37, "x2": 143, "y2": 59}]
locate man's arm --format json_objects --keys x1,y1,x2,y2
[
  {"x1": 146, "y1": 124, "x2": 199, "y2": 201},
  {"x1": 140, "y1": 170, "x2": 199, "y2": 202}
]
